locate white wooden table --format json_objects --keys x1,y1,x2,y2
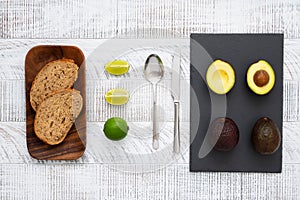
[{"x1": 1, "y1": 0, "x2": 300, "y2": 199}]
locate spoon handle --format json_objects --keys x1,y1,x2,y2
[{"x1": 152, "y1": 84, "x2": 159, "y2": 150}]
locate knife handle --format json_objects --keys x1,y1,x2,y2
[{"x1": 174, "y1": 101, "x2": 180, "y2": 153}]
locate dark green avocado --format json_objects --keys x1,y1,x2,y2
[
  {"x1": 208, "y1": 117, "x2": 239, "y2": 151},
  {"x1": 252, "y1": 117, "x2": 281, "y2": 155}
]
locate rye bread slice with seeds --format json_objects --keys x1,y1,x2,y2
[
  {"x1": 30, "y1": 59, "x2": 79, "y2": 111},
  {"x1": 34, "y1": 89, "x2": 83, "y2": 145}
]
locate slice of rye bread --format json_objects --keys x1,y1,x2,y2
[
  {"x1": 34, "y1": 89, "x2": 83, "y2": 145},
  {"x1": 30, "y1": 58, "x2": 79, "y2": 111}
]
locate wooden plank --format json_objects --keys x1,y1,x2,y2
[
  {"x1": 0, "y1": 0, "x2": 299, "y2": 38},
  {"x1": 0, "y1": 80, "x2": 25, "y2": 122},
  {"x1": 0, "y1": 39, "x2": 103, "y2": 80},
  {"x1": 0, "y1": 0, "x2": 118, "y2": 38},
  {"x1": 283, "y1": 122, "x2": 300, "y2": 164},
  {"x1": 0, "y1": 39, "x2": 299, "y2": 80},
  {"x1": 0, "y1": 39, "x2": 192, "y2": 80},
  {"x1": 241, "y1": 164, "x2": 300, "y2": 199},
  {"x1": 0, "y1": 39, "x2": 299, "y2": 122},
  {"x1": 0, "y1": 122, "x2": 190, "y2": 165},
  {"x1": 0, "y1": 79, "x2": 299, "y2": 122},
  {"x1": 167, "y1": 165, "x2": 242, "y2": 200},
  {"x1": 0, "y1": 163, "x2": 299, "y2": 199},
  {"x1": 0, "y1": 121, "x2": 299, "y2": 164},
  {"x1": 0, "y1": 79, "x2": 191, "y2": 122}
]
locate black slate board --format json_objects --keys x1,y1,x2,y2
[{"x1": 190, "y1": 34, "x2": 283, "y2": 173}]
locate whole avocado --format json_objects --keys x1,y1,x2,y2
[
  {"x1": 208, "y1": 117, "x2": 239, "y2": 151},
  {"x1": 252, "y1": 117, "x2": 281, "y2": 155}
]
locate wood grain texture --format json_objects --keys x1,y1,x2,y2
[
  {"x1": 0, "y1": 121, "x2": 299, "y2": 165},
  {"x1": 0, "y1": 0, "x2": 300, "y2": 39},
  {"x1": 0, "y1": 38, "x2": 298, "y2": 80},
  {"x1": 3, "y1": 78, "x2": 300, "y2": 124},
  {"x1": 0, "y1": 47, "x2": 295, "y2": 198},
  {"x1": 0, "y1": 163, "x2": 299, "y2": 200},
  {"x1": 0, "y1": 122, "x2": 190, "y2": 165},
  {"x1": 25, "y1": 46, "x2": 86, "y2": 160},
  {"x1": 0, "y1": 39, "x2": 299, "y2": 165},
  {"x1": 0, "y1": 0, "x2": 300, "y2": 199},
  {"x1": 0, "y1": 39, "x2": 300, "y2": 122}
]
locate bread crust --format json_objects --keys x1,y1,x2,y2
[{"x1": 30, "y1": 59, "x2": 79, "y2": 111}]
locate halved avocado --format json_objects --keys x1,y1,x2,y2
[
  {"x1": 206, "y1": 60, "x2": 235, "y2": 95},
  {"x1": 247, "y1": 60, "x2": 275, "y2": 95}
]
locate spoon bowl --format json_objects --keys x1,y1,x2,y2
[{"x1": 144, "y1": 54, "x2": 164, "y2": 83}]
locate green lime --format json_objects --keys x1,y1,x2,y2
[{"x1": 103, "y1": 117, "x2": 129, "y2": 141}]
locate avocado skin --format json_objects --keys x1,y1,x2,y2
[
  {"x1": 252, "y1": 117, "x2": 281, "y2": 155},
  {"x1": 209, "y1": 117, "x2": 239, "y2": 151}
]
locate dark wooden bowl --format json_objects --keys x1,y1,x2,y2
[{"x1": 25, "y1": 45, "x2": 86, "y2": 160}]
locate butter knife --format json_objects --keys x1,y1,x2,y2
[{"x1": 172, "y1": 49, "x2": 181, "y2": 153}]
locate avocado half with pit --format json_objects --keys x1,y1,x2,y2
[
  {"x1": 206, "y1": 60, "x2": 235, "y2": 95},
  {"x1": 247, "y1": 60, "x2": 275, "y2": 95}
]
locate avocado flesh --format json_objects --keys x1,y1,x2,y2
[
  {"x1": 206, "y1": 60, "x2": 235, "y2": 95},
  {"x1": 252, "y1": 117, "x2": 281, "y2": 155},
  {"x1": 247, "y1": 60, "x2": 275, "y2": 95}
]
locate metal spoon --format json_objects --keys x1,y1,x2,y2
[{"x1": 144, "y1": 54, "x2": 164, "y2": 150}]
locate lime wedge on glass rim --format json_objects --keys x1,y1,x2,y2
[
  {"x1": 105, "y1": 60, "x2": 130, "y2": 75},
  {"x1": 105, "y1": 88, "x2": 130, "y2": 105}
]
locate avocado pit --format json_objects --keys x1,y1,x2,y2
[{"x1": 253, "y1": 70, "x2": 269, "y2": 87}]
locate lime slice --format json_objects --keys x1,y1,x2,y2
[
  {"x1": 105, "y1": 60, "x2": 130, "y2": 75},
  {"x1": 103, "y1": 117, "x2": 129, "y2": 141},
  {"x1": 105, "y1": 88, "x2": 130, "y2": 105}
]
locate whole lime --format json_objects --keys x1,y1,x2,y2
[{"x1": 103, "y1": 117, "x2": 129, "y2": 141}]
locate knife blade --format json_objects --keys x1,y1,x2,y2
[{"x1": 172, "y1": 48, "x2": 181, "y2": 153}]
